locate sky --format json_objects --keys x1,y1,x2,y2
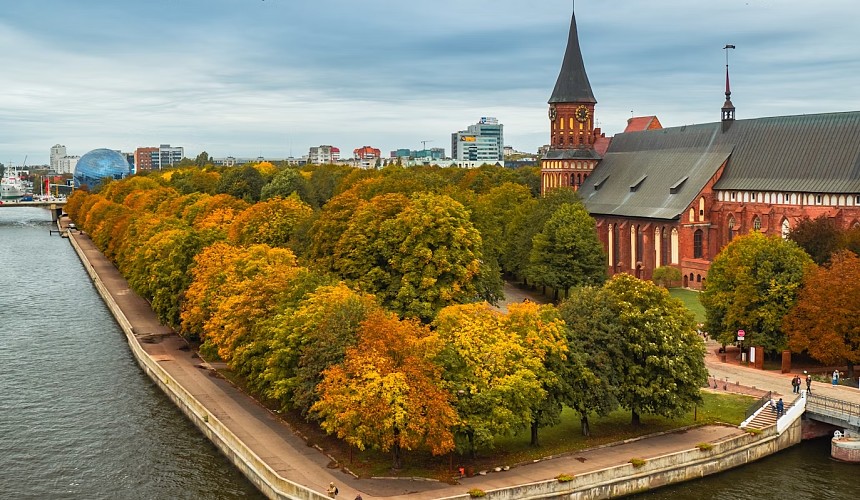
[{"x1": 2, "y1": 0, "x2": 860, "y2": 166}]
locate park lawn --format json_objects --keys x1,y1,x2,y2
[
  {"x1": 327, "y1": 391, "x2": 753, "y2": 480},
  {"x1": 669, "y1": 287, "x2": 706, "y2": 323}
]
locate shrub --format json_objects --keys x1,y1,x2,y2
[
  {"x1": 696, "y1": 442, "x2": 713, "y2": 451},
  {"x1": 556, "y1": 473, "x2": 574, "y2": 482},
  {"x1": 629, "y1": 458, "x2": 647, "y2": 468},
  {"x1": 652, "y1": 266, "x2": 682, "y2": 288},
  {"x1": 468, "y1": 488, "x2": 486, "y2": 497}
]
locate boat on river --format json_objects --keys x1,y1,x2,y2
[{"x1": 1, "y1": 175, "x2": 26, "y2": 199}]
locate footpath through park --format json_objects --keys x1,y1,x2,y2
[{"x1": 70, "y1": 229, "x2": 826, "y2": 499}]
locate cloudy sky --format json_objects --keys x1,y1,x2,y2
[{"x1": 2, "y1": 0, "x2": 859, "y2": 165}]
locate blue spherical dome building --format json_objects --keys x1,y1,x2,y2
[{"x1": 74, "y1": 148, "x2": 131, "y2": 189}]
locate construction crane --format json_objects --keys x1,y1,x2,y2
[{"x1": 420, "y1": 140, "x2": 433, "y2": 150}]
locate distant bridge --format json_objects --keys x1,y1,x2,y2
[{"x1": 0, "y1": 199, "x2": 67, "y2": 221}]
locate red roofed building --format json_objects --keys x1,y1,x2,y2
[
  {"x1": 624, "y1": 115, "x2": 663, "y2": 133},
  {"x1": 353, "y1": 146, "x2": 381, "y2": 160}
]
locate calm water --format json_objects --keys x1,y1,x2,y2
[{"x1": 0, "y1": 208, "x2": 263, "y2": 499}]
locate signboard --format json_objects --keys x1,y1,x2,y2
[{"x1": 737, "y1": 329, "x2": 745, "y2": 341}]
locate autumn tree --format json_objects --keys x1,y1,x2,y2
[
  {"x1": 433, "y1": 303, "x2": 545, "y2": 456},
  {"x1": 785, "y1": 250, "x2": 860, "y2": 377},
  {"x1": 227, "y1": 196, "x2": 314, "y2": 249},
  {"x1": 701, "y1": 232, "x2": 815, "y2": 354},
  {"x1": 526, "y1": 202, "x2": 606, "y2": 299},
  {"x1": 603, "y1": 274, "x2": 708, "y2": 426},
  {"x1": 312, "y1": 311, "x2": 457, "y2": 469}
]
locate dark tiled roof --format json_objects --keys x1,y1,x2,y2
[
  {"x1": 578, "y1": 111, "x2": 860, "y2": 220},
  {"x1": 714, "y1": 112, "x2": 860, "y2": 193},
  {"x1": 544, "y1": 148, "x2": 602, "y2": 161},
  {"x1": 548, "y1": 11, "x2": 596, "y2": 104}
]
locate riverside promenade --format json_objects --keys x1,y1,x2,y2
[{"x1": 69, "y1": 228, "x2": 760, "y2": 499}]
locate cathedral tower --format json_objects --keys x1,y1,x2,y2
[{"x1": 541, "y1": 8, "x2": 602, "y2": 195}]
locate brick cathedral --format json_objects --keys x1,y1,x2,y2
[{"x1": 541, "y1": 9, "x2": 860, "y2": 289}]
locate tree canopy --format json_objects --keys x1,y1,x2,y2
[
  {"x1": 701, "y1": 232, "x2": 815, "y2": 353},
  {"x1": 785, "y1": 250, "x2": 860, "y2": 377}
]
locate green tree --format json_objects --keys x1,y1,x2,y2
[
  {"x1": 701, "y1": 232, "x2": 815, "y2": 354},
  {"x1": 526, "y1": 202, "x2": 606, "y2": 299},
  {"x1": 380, "y1": 193, "x2": 483, "y2": 321},
  {"x1": 262, "y1": 283, "x2": 380, "y2": 415},
  {"x1": 216, "y1": 165, "x2": 265, "y2": 202},
  {"x1": 502, "y1": 301, "x2": 568, "y2": 446},
  {"x1": 194, "y1": 151, "x2": 211, "y2": 167},
  {"x1": 558, "y1": 286, "x2": 622, "y2": 436},
  {"x1": 433, "y1": 303, "x2": 545, "y2": 456},
  {"x1": 261, "y1": 168, "x2": 314, "y2": 206},
  {"x1": 785, "y1": 250, "x2": 860, "y2": 377},
  {"x1": 603, "y1": 274, "x2": 708, "y2": 426},
  {"x1": 788, "y1": 215, "x2": 841, "y2": 264},
  {"x1": 652, "y1": 266, "x2": 682, "y2": 288}
]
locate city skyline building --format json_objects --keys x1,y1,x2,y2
[
  {"x1": 308, "y1": 145, "x2": 340, "y2": 165},
  {"x1": 451, "y1": 117, "x2": 505, "y2": 168}
]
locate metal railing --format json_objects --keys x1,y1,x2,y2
[
  {"x1": 807, "y1": 393, "x2": 860, "y2": 418},
  {"x1": 745, "y1": 391, "x2": 773, "y2": 419}
]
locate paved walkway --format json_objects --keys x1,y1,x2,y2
[
  {"x1": 703, "y1": 341, "x2": 860, "y2": 406},
  {"x1": 66, "y1": 228, "x2": 826, "y2": 499}
]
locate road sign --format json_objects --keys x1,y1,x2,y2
[{"x1": 737, "y1": 329, "x2": 745, "y2": 341}]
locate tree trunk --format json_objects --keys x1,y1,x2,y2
[
  {"x1": 467, "y1": 429, "x2": 476, "y2": 459},
  {"x1": 530, "y1": 419, "x2": 539, "y2": 447},
  {"x1": 392, "y1": 428, "x2": 402, "y2": 470},
  {"x1": 553, "y1": 288, "x2": 559, "y2": 301},
  {"x1": 631, "y1": 409, "x2": 641, "y2": 426},
  {"x1": 848, "y1": 360, "x2": 855, "y2": 379},
  {"x1": 580, "y1": 415, "x2": 591, "y2": 437}
]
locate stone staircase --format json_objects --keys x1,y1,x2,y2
[{"x1": 742, "y1": 399, "x2": 794, "y2": 431}]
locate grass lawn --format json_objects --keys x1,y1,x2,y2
[{"x1": 669, "y1": 287, "x2": 706, "y2": 323}]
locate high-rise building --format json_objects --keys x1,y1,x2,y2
[
  {"x1": 50, "y1": 144, "x2": 67, "y2": 171},
  {"x1": 451, "y1": 117, "x2": 505, "y2": 168},
  {"x1": 158, "y1": 144, "x2": 184, "y2": 168}
]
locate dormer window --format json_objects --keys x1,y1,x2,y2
[{"x1": 630, "y1": 175, "x2": 647, "y2": 192}]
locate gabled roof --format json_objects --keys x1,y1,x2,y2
[
  {"x1": 624, "y1": 116, "x2": 662, "y2": 133},
  {"x1": 578, "y1": 111, "x2": 860, "y2": 221},
  {"x1": 548, "y1": 11, "x2": 596, "y2": 104}
]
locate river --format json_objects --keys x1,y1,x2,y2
[{"x1": 0, "y1": 208, "x2": 263, "y2": 499}]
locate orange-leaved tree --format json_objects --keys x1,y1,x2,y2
[
  {"x1": 785, "y1": 250, "x2": 860, "y2": 377},
  {"x1": 312, "y1": 311, "x2": 457, "y2": 470}
]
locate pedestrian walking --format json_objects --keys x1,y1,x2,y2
[
  {"x1": 833, "y1": 369, "x2": 840, "y2": 386},
  {"x1": 791, "y1": 375, "x2": 799, "y2": 394},
  {"x1": 806, "y1": 374, "x2": 812, "y2": 393},
  {"x1": 776, "y1": 398, "x2": 784, "y2": 417},
  {"x1": 327, "y1": 482, "x2": 339, "y2": 498}
]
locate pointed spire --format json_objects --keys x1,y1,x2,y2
[
  {"x1": 549, "y1": 8, "x2": 596, "y2": 104},
  {"x1": 722, "y1": 44, "x2": 736, "y2": 124}
]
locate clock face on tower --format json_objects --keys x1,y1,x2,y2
[
  {"x1": 548, "y1": 105, "x2": 557, "y2": 121},
  {"x1": 576, "y1": 105, "x2": 589, "y2": 122}
]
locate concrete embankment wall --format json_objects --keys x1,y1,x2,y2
[
  {"x1": 437, "y1": 421, "x2": 801, "y2": 500},
  {"x1": 69, "y1": 234, "x2": 326, "y2": 500}
]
